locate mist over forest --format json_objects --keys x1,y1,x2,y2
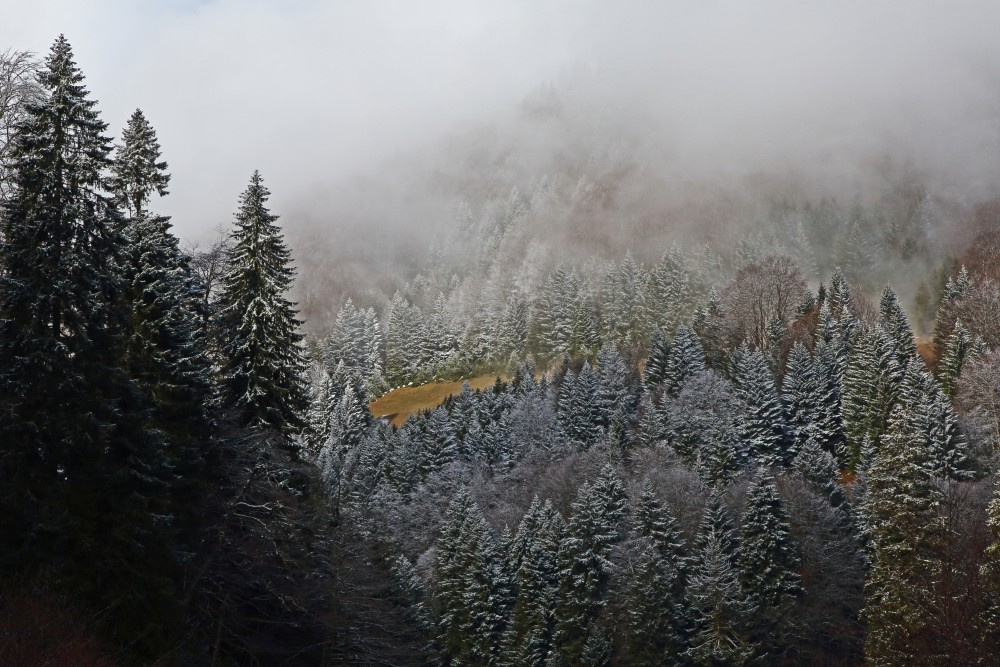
[{"x1": 3, "y1": 3, "x2": 1000, "y2": 666}]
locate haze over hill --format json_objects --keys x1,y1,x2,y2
[{"x1": 5, "y1": 2, "x2": 1000, "y2": 262}]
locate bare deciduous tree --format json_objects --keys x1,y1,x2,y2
[
  {"x1": 0, "y1": 49, "x2": 41, "y2": 200},
  {"x1": 723, "y1": 255, "x2": 808, "y2": 350}
]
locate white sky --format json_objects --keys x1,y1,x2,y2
[{"x1": 4, "y1": 1, "x2": 1000, "y2": 241}]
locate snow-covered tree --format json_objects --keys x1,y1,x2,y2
[
  {"x1": 217, "y1": 171, "x2": 307, "y2": 433},
  {"x1": 739, "y1": 471, "x2": 802, "y2": 649}
]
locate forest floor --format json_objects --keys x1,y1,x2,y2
[{"x1": 369, "y1": 374, "x2": 502, "y2": 427}]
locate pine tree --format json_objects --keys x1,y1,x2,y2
[
  {"x1": 738, "y1": 471, "x2": 802, "y2": 650},
  {"x1": 217, "y1": 171, "x2": 308, "y2": 434},
  {"x1": 0, "y1": 35, "x2": 180, "y2": 655}
]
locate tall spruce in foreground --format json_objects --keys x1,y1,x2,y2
[
  {"x1": 218, "y1": 171, "x2": 307, "y2": 433},
  {"x1": 0, "y1": 35, "x2": 179, "y2": 656},
  {"x1": 111, "y1": 109, "x2": 214, "y2": 446}
]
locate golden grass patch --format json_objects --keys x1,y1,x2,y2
[{"x1": 369, "y1": 374, "x2": 502, "y2": 427}]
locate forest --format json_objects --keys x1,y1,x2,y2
[{"x1": 2, "y1": 29, "x2": 1000, "y2": 667}]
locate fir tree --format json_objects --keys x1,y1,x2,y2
[{"x1": 217, "y1": 171, "x2": 308, "y2": 434}]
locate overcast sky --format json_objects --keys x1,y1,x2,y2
[{"x1": 4, "y1": 1, "x2": 1000, "y2": 241}]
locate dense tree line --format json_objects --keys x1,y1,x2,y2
[{"x1": 0, "y1": 37, "x2": 339, "y2": 665}]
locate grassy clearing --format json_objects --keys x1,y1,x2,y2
[{"x1": 369, "y1": 374, "x2": 502, "y2": 427}]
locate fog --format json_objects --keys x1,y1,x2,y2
[{"x1": 5, "y1": 1, "x2": 1000, "y2": 260}]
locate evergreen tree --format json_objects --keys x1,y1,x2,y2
[
  {"x1": 686, "y1": 527, "x2": 755, "y2": 666},
  {"x1": 634, "y1": 480, "x2": 688, "y2": 570},
  {"x1": 813, "y1": 338, "x2": 849, "y2": 465},
  {"x1": 877, "y1": 284, "x2": 917, "y2": 367},
  {"x1": 841, "y1": 325, "x2": 901, "y2": 466},
  {"x1": 0, "y1": 35, "x2": 180, "y2": 655},
  {"x1": 624, "y1": 544, "x2": 693, "y2": 666},
  {"x1": 217, "y1": 171, "x2": 308, "y2": 433},
  {"x1": 665, "y1": 324, "x2": 707, "y2": 395},
  {"x1": 981, "y1": 474, "x2": 1000, "y2": 653},
  {"x1": 110, "y1": 109, "x2": 214, "y2": 446},
  {"x1": 435, "y1": 489, "x2": 508, "y2": 665},
  {"x1": 732, "y1": 347, "x2": 789, "y2": 466},
  {"x1": 938, "y1": 319, "x2": 970, "y2": 397},
  {"x1": 551, "y1": 474, "x2": 626, "y2": 665},
  {"x1": 861, "y1": 403, "x2": 946, "y2": 665},
  {"x1": 504, "y1": 500, "x2": 565, "y2": 666},
  {"x1": 644, "y1": 327, "x2": 672, "y2": 390},
  {"x1": 792, "y1": 437, "x2": 847, "y2": 508},
  {"x1": 782, "y1": 342, "x2": 820, "y2": 453},
  {"x1": 738, "y1": 471, "x2": 802, "y2": 650}
]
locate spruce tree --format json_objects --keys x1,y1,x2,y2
[
  {"x1": 111, "y1": 108, "x2": 214, "y2": 445},
  {"x1": 0, "y1": 35, "x2": 179, "y2": 655},
  {"x1": 938, "y1": 319, "x2": 970, "y2": 397},
  {"x1": 686, "y1": 526, "x2": 755, "y2": 666},
  {"x1": 624, "y1": 544, "x2": 693, "y2": 666},
  {"x1": 981, "y1": 474, "x2": 1000, "y2": 654},
  {"x1": 738, "y1": 471, "x2": 802, "y2": 650},
  {"x1": 217, "y1": 171, "x2": 308, "y2": 433},
  {"x1": 732, "y1": 346, "x2": 789, "y2": 466},
  {"x1": 841, "y1": 325, "x2": 901, "y2": 467},
  {"x1": 665, "y1": 324, "x2": 707, "y2": 395},
  {"x1": 644, "y1": 327, "x2": 672, "y2": 390},
  {"x1": 782, "y1": 342, "x2": 820, "y2": 454},
  {"x1": 861, "y1": 403, "x2": 946, "y2": 665},
  {"x1": 551, "y1": 475, "x2": 625, "y2": 665},
  {"x1": 504, "y1": 500, "x2": 565, "y2": 666}
]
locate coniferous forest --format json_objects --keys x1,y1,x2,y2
[{"x1": 4, "y1": 23, "x2": 1000, "y2": 667}]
